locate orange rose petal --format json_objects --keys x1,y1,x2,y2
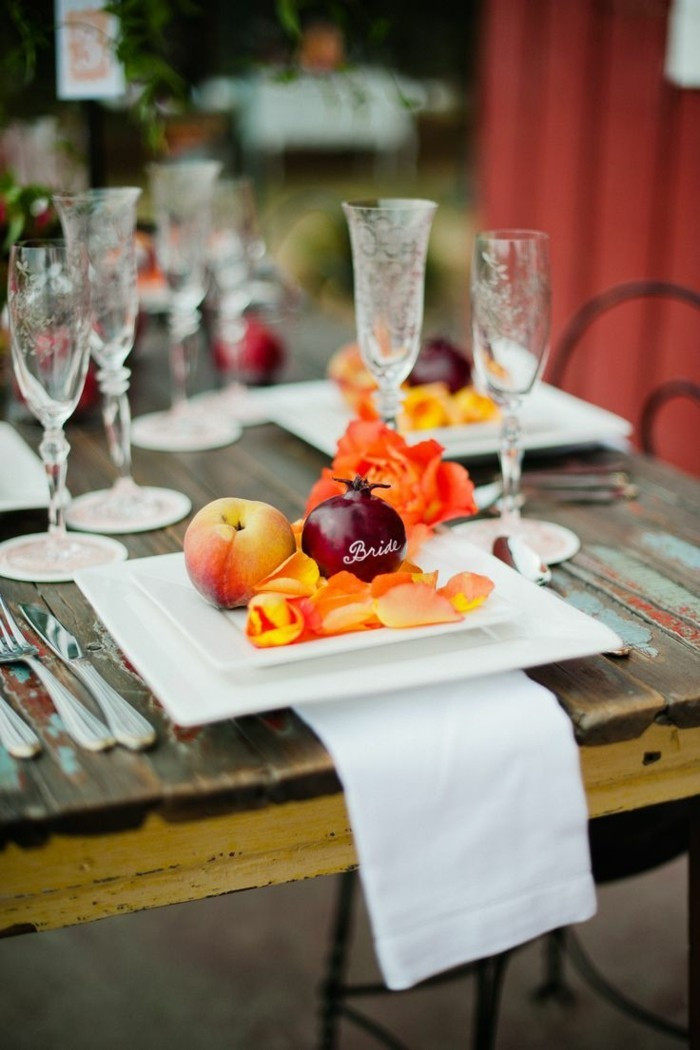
[
  {"x1": 375, "y1": 582, "x2": 463, "y2": 628},
  {"x1": 309, "y1": 571, "x2": 378, "y2": 634},
  {"x1": 439, "y1": 571, "x2": 495, "y2": 613},
  {"x1": 321, "y1": 601, "x2": 379, "y2": 635},
  {"x1": 370, "y1": 568, "x2": 439, "y2": 598},
  {"x1": 253, "y1": 549, "x2": 321, "y2": 596},
  {"x1": 245, "y1": 594, "x2": 306, "y2": 648}
]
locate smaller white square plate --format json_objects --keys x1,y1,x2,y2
[{"x1": 126, "y1": 545, "x2": 516, "y2": 670}]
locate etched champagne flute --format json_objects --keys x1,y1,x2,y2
[
  {"x1": 455, "y1": 229, "x2": 579, "y2": 564},
  {"x1": 0, "y1": 240, "x2": 128, "y2": 582},
  {"x1": 203, "y1": 177, "x2": 257, "y2": 419},
  {"x1": 342, "y1": 198, "x2": 437, "y2": 428},
  {"x1": 131, "y1": 159, "x2": 242, "y2": 452},
  {"x1": 54, "y1": 187, "x2": 191, "y2": 533}
]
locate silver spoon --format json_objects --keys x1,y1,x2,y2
[{"x1": 492, "y1": 535, "x2": 552, "y2": 586}]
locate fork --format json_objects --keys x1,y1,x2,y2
[
  {"x1": 0, "y1": 594, "x2": 115, "y2": 752},
  {"x1": 0, "y1": 689, "x2": 42, "y2": 758}
]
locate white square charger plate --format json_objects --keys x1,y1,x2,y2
[
  {"x1": 0, "y1": 422, "x2": 49, "y2": 511},
  {"x1": 75, "y1": 532, "x2": 622, "y2": 727},
  {"x1": 262, "y1": 380, "x2": 632, "y2": 459}
]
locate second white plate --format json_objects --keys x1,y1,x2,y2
[
  {"x1": 263, "y1": 380, "x2": 632, "y2": 459},
  {"x1": 127, "y1": 545, "x2": 516, "y2": 670}
]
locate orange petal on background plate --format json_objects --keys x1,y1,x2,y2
[
  {"x1": 439, "y1": 571, "x2": 495, "y2": 613},
  {"x1": 245, "y1": 593, "x2": 306, "y2": 647},
  {"x1": 253, "y1": 550, "x2": 321, "y2": 596},
  {"x1": 375, "y1": 582, "x2": 463, "y2": 628}
]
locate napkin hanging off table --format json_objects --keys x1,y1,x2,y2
[{"x1": 296, "y1": 669, "x2": 596, "y2": 990}]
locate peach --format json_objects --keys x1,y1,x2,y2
[{"x1": 183, "y1": 497, "x2": 296, "y2": 608}]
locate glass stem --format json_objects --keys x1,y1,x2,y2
[
  {"x1": 40, "y1": 427, "x2": 69, "y2": 540},
  {"x1": 98, "y1": 365, "x2": 133, "y2": 484},
  {"x1": 376, "y1": 380, "x2": 402, "y2": 430},
  {"x1": 499, "y1": 408, "x2": 523, "y2": 535},
  {"x1": 168, "y1": 306, "x2": 199, "y2": 413}
]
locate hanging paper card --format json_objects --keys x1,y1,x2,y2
[{"x1": 55, "y1": 0, "x2": 125, "y2": 100}]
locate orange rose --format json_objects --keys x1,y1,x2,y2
[{"x1": 304, "y1": 420, "x2": 476, "y2": 555}]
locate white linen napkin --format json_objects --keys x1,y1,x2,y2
[{"x1": 296, "y1": 669, "x2": 596, "y2": 991}]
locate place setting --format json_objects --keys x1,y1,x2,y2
[
  {"x1": 67, "y1": 210, "x2": 621, "y2": 990},
  {"x1": 71, "y1": 210, "x2": 623, "y2": 729}
]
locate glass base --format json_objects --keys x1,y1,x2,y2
[
  {"x1": 131, "y1": 407, "x2": 242, "y2": 452},
  {"x1": 66, "y1": 486, "x2": 192, "y2": 535},
  {"x1": 451, "y1": 517, "x2": 580, "y2": 566},
  {"x1": 0, "y1": 532, "x2": 128, "y2": 583},
  {"x1": 189, "y1": 387, "x2": 271, "y2": 427}
]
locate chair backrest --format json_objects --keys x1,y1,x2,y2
[
  {"x1": 639, "y1": 379, "x2": 700, "y2": 456},
  {"x1": 549, "y1": 280, "x2": 700, "y2": 389},
  {"x1": 549, "y1": 281, "x2": 700, "y2": 469}
]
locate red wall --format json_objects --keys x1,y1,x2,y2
[{"x1": 475, "y1": 0, "x2": 700, "y2": 475}]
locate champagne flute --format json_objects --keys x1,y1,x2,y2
[
  {"x1": 0, "y1": 240, "x2": 128, "y2": 582},
  {"x1": 131, "y1": 160, "x2": 242, "y2": 452},
  {"x1": 454, "y1": 229, "x2": 579, "y2": 564},
  {"x1": 342, "y1": 198, "x2": 437, "y2": 428},
  {"x1": 204, "y1": 177, "x2": 257, "y2": 418},
  {"x1": 54, "y1": 187, "x2": 192, "y2": 533}
]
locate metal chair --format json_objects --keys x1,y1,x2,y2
[
  {"x1": 639, "y1": 378, "x2": 700, "y2": 456},
  {"x1": 317, "y1": 282, "x2": 697, "y2": 1048},
  {"x1": 543, "y1": 279, "x2": 698, "y2": 1040},
  {"x1": 319, "y1": 867, "x2": 514, "y2": 1050},
  {"x1": 549, "y1": 279, "x2": 700, "y2": 389}
]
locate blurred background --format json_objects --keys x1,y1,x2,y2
[{"x1": 1, "y1": 0, "x2": 698, "y2": 471}]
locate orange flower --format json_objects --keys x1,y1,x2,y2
[{"x1": 304, "y1": 419, "x2": 476, "y2": 556}]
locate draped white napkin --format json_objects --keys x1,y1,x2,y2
[{"x1": 296, "y1": 669, "x2": 596, "y2": 991}]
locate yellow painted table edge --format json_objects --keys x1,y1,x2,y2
[{"x1": 2, "y1": 722, "x2": 700, "y2": 935}]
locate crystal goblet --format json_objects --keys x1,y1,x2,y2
[
  {"x1": 454, "y1": 229, "x2": 579, "y2": 564},
  {"x1": 54, "y1": 187, "x2": 191, "y2": 533},
  {"x1": 342, "y1": 198, "x2": 437, "y2": 428},
  {"x1": 0, "y1": 240, "x2": 127, "y2": 582},
  {"x1": 131, "y1": 160, "x2": 242, "y2": 452}
]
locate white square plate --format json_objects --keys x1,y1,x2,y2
[
  {"x1": 263, "y1": 380, "x2": 632, "y2": 459},
  {"x1": 0, "y1": 422, "x2": 49, "y2": 511},
  {"x1": 126, "y1": 546, "x2": 516, "y2": 670},
  {"x1": 75, "y1": 533, "x2": 623, "y2": 727}
]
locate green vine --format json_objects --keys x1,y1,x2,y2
[{"x1": 0, "y1": 1, "x2": 388, "y2": 151}]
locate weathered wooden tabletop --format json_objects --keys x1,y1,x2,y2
[{"x1": 0, "y1": 309, "x2": 699, "y2": 954}]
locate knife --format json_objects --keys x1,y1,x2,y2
[{"x1": 20, "y1": 603, "x2": 156, "y2": 751}]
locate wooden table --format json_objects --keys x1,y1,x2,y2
[{"x1": 1, "y1": 311, "x2": 699, "y2": 1038}]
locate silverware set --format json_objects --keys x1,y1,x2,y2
[
  {"x1": 474, "y1": 465, "x2": 638, "y2": 515},
  {"x1": 0, "y1": 593, "x2": 155, "y2": 758}
]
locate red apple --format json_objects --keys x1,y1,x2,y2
[
  {"x1": 183, "y1": 497, "x2": 297, "y2": 608},
  {"x1": 239, "y1": 317, "x2": 286, "y2": 384},
  {"x1": 407, "y1": 336, "x2": 472, "y2": 393}
]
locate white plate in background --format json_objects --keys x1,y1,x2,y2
[{"x1": 264, "y1": 380, "x2": 632, "y2": 459}]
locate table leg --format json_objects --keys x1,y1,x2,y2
[{"x1": 690, "y1": 796, "x2": 700, "y2": 1049}]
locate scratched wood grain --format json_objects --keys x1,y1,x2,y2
[{"x1": 0, "y1": 314, "x2": 698, "y2": 848}]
